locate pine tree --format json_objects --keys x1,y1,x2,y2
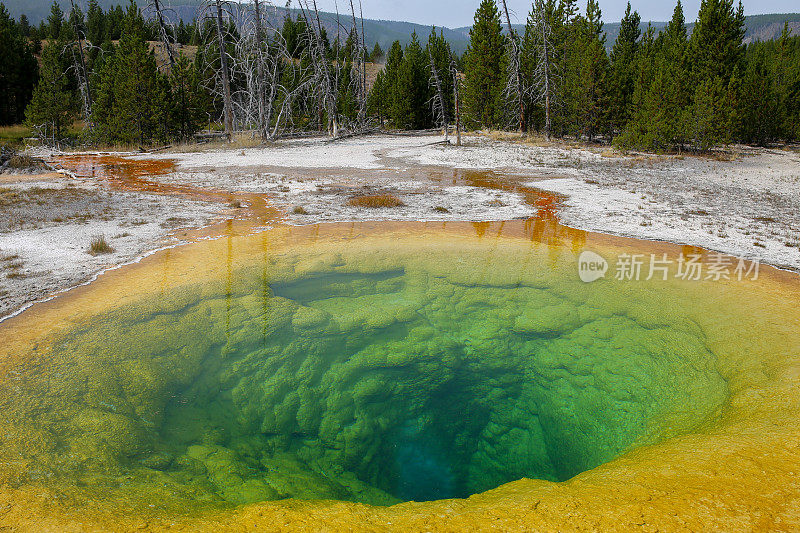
[
  {"x1": 790, "y1": 75, "x2": 800, "y2": 141},
  {"x1": 464, "y1": 0, "x2": 507, "y2": 129},
  {"x1": 561, "y1": 0, "x2": 608, "y2": 140},
  {"x1": 662, "y1": 1, "x2": 690, "y2": 149},
  {"x1": 775, "y1": 23, "x2": 792, "y2": 139},
  {"x1": 86, "y1": 0, "x2": 107, "y2": 69},
  {"x1": 87, "y1": 0, "x2": 105, "y2": 45},
  {"x1": 282, "y1": 15, "x2": 305, "y2": 59},
  {"x1": 46, "y1": 1, "x2": 63, "y2": 40},
  {"x1": 619, "y1": 34, "x2": 667, "y2": 151},
  {"x1": 0, "y1": 5, "x2": 38, "y2": 125},
  {"x1": 25, "y1": 41, "x2": 74, "y2": 141},
  {"x1": 731, "y1": 24, "x2": 800, "y2": 144},
  {"x1": 170, "y1": 54, "x2": 208, "y2": 140},
  {"x1": 776, "y1": 26, "x2": 800, "y2": 140},
  {"x1": 690, "y1": 0, "x2": 746, "y2": 85},
  {"x1": 368, "y1": 69, "x2": 387, "y2": 123},
  {"x1": 427, "y1": 29, "x2": 455, "y2": 129},
  {"x1": 618, "y1": 1, "x2": 689, "y2": 151},
  {"x1": 370, "y1": 42, "x2": 384, "y2": 63},
  {"x1": 92, "y1": 2, "x2": 169, "y2": 145},
  {"x1": 68, "y1": 3, "x2": 86, "y2": 41},
  {"x1": 548, "y1": 0, "x2": 580, "y2": 137},
  {"x1": 735, "y1": 46, "x2": 778, "y2": 145},
  {"x1": 107, "y1": 5, "x2": 124, "y2": 40},
  {"x1": 392, "y1": 32, "x2": 431, "y2": 129},
  {"x1": 375, "y1": 40, "x2": 403, "y2": 126},
  {"x1": 686, "y1": 0, "x2": 746, "y2": 149},
  {"x1": 608, "y1": 3, "x2": 641, "y2": 132},
  {"x1": 686, "y1": 76, "x2": 729, "y2": 150}
]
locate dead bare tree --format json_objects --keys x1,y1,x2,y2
[
  {"x1": 347, "y1": 0, "x2": 366, "y2": 124},
  {"x1": 358, "y1": 0, "x2": 367, "y2": 114},
  {"x1": 204, "y1": 0, "x2": 235, "y2": 139},
  {"x1": 236, "y1": 1, "x2": 316, "y2": 140},
  {"x1": 451, "y1": 58, "x2": 461, "y2": 146},
  {"x1": 298, "y1": 0, "x2": 340, "y2": 137},
  {"x1": 428, "y1": 46, "x2": 449, "y2": 140},
  {"x1": 500, "y1": 0, "x2": 525, "y2": 133},
  {"x1": 236, "y1": 0, "x2": 271, "y2": 139},
  {"x1": 195, "y1": 0, "x2": 368, "y2": 141},
  {"x1": 294, "y1": 0, "x2": 376, "y2": 138},
  {"x1": 68, "y1": 0, "x2": 93, "y2": 128},
  {"x1": 529, "y1": 0, "x2": 556, "y2": 139},
  {"x1": 147, "y1": 0, "x2": 177, "y2": 69}
]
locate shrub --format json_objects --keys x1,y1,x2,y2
[
  {"x1": 89, "y1": 235, "x2": 114, "y2": 255},
  {"x1": 348, "y1": 195, "x2": 405, "y2": 208}
]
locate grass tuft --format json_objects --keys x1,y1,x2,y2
[
  {"x1": 3, "y1": 255, "x2": 25, "y2": 279},
  {"x1": 433, "y1": 206, "x2": 450, "y2": 213},
  {"x1": 348, "y1": 194, "x2": 405, "y2": 208},
  {"x1": 292, "y1": 206, "x2": 309, "y2": 215},
  {"x1": 89, "y1": 235, "x2": 114, "y2": 255},
  {"x1": 600, "y1": 149, "x2": 622, "y2": 158}
]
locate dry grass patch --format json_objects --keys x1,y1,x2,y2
[
  {"x1": 160, "y1": 216, "x2": 190, "y2": 228},
  {"x1": 88, "y1": 235, "x2": 114, "y2": 255},
  {"x1": 7, "y1": 155, "x2": 33, "y2": 169},
  {"x1": 348, "y1": 194, "x2": 405, "y2": 208},
  {"x1": 600, "y1": 149, "x2": 625, "y2": 158},
  {"x1": 487, "y1": 130, "x2": 526, "y2": 142},
  {"x1": 0, "y1": 125, "x2": 32, "y2": 147},
  {"x1": 292, "y1": 206, "x2": 309, "y2": 215},
  {"x1": 167, "y1": 132, "x2": 265, "y2": 153},
  {"x1": 484, "y1": 130, "x2": 556, "y2": 147},
  {"x1": 3, "y1": 255, "x2": 25, "y2": 279},
  {"x1": 709, "y1": 151, "x2": 739, "y2": 162},
  {"x1": 0, "y1": 187, "x2": 22, "y2": 206}
]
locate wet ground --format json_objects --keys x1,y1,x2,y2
[
  {"x1": 144, "y1": 133, "x2": 800, "y2": 268},
  {"x1": 2, "y1": 132, "x2": 798, "y2": 321}
]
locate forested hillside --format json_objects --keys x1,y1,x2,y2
[
  {"x1": 3, "y1": 0, "x2": 798, "y2": 54},
  {"x1": 1, "y1": 0, "x2": 799, "y2": 151}
]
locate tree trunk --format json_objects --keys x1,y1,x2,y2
[
  {"x1": 69, "y1": 0, "x2": 92, "y2": 128},
  {"x1": 500, "y1": 0, "x2": 525, "y2": 133},
  {"x1": 538, "y1": 0, "x2": 552, "y2": 140},
  {"x1": 214, "y1": 0, "x2": 234, "y2": 140},
  {"x1": 452, "y1": 64, "x2": 461, "y2": 146},
  {"x1": 253, "y1": 0, "x2": 268, "y2": 140},
  {"x1": 429, "y1": 46, "x2": 448, "y2": 139},
  {"x1": 153, "y1": 0, "x2": 175, "y2": 68},
  {"x1": 349, "y1": 0, "x2": 366, "y2": 124}
]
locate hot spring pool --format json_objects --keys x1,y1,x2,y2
[{"x1": 1, "y1": 221, "x2": 799, "y2": 530}]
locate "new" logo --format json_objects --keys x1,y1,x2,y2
[{"x1": 578, "y1": 251, "x2": 608, "y2": 283}]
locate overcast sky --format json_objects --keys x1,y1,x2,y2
[{"x1": 305, "y1": 0, "x2": 798, "y2": 28}]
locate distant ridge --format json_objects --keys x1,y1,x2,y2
[{"x1": 3, "y1": 0, "x2": 798, "y2": 55}]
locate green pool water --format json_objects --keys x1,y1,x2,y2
[{"x1": 0, "y1": 226, "x2": 731, "y2": 510}]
